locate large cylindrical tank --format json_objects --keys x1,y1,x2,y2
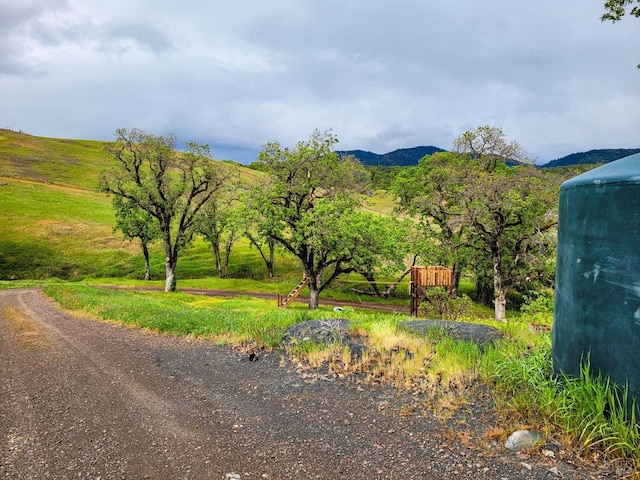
[{"x1": 552, "y1": 153, "x2": 640, "y2": 395}]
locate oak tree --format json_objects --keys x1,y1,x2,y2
[
  {"x1": 193, "y1": 169, "x2": 241, "y2": 278},
  {"x1": 394, "y1": 127, "x2": 559, "y2": 321},
  {"x1": 100, "y1": 128, "x2": 229, "y2": 292},
  {"x1": 253, "y1": 129, "x2": 371, "y2": 309}
]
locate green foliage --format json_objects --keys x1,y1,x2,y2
[
  {"x1": 453, "y1": 125, "x2": 528, "y2": 167},
  {"x1": 418, "y1": 288, "x2": 471, "y2": 321},
  {"x1": 193, "y1": 175, "x2": 243, "y2": 278},
  {"x1": 602, "y1": 0, "x2": 640, "y2": 22},
  {"x1": 254, "y1": 129, "x2": 402, "y2": 308},
  {"x1": 112, "y1": 196, "x2": 161, "y2": 245},
  {"x1": 521, "y1": 290, "x2": 554, "y2": 324},
  {"x1": 99, "y1": 128, "x2": 235, "y2": 291},
  {"x1": 392, "y1": 128, "x2": 561, "y2": 321}
]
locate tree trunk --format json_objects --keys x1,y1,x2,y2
[
  {"x1": 307, "y1": 272, "x2": 321, "y2": 310},
  {"x1": 492, "y1": 255, "x2": 507, "y2": 322},
  {"x1": 268, "y1": 237, "x2": 275, "y2": 278},
  {"x1": 223, "y1": 241, "x2": 232, "y2": 278},
  {"x1": 452, "y1": 264, "x2": 462, "y2": 298},
  {"x1": 212, "y1": 241, "x2": 222, "y2": 278},
  {"x1": 165, "y1": 246, "x2": 178, "y2": 292},
  {"x1": 142, "y1": 241, "x2": 151, "y2": 281},
  {"x1": 165, "y1": 259, "x2": 177, "y2": 292},
  {"x1": 494, "y1": 290, "x2": 507, "y2": 322}
]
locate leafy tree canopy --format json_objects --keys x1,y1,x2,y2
[
  {"x1": 602, "y1": 0, "x2": 640, "y2": 21},
  {"x1": 99, "y1": 128, "x2": 231, "y2": 291},
  {"x1": 254, "y1": 129, "x2": 394, "y2": 309},
  {"x1": 602, "y1": 0, "x2": 640, "y2": 67}
]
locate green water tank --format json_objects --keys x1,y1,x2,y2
[{"x1": 552, "y1": 153, "x2": 640, "y2": 395}]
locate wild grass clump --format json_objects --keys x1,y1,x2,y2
[
  {"x1": 483, "y1": 341, "x2": 557, "y2": 425},
  {"x1": 311, "y1": 314, "x2": 483, "y2": 394},
  {"x1": 558, "y1": 362, "x2": 640, "y2": 465},
  {"x1": 485, "y1": 337, "x2": 640, "y2": 468}
]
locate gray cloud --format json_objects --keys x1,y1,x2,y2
[{"x1": 2, "y1": 0, "x2": 639, "y2": 164}]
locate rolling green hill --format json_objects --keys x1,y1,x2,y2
[
  {"x1": 0, "y1": 129, "x2": 280, "y2": 282},
  {"x1": 0, "y1": 129, "x2": 112, "y2": 189}
]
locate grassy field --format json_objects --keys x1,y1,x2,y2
[
  {"x1": 2, "y1": 128, "x2": 638, "y2": 470},
  {"x1": 0, "y1": 129, "x2": 299, "y2": 283}
]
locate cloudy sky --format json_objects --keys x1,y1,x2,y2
[{"x1": 2, "y1": 0, "x2": 638, "y2": 164}]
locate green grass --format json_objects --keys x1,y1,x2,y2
[
  {"x1": 44, "y1": 283, "x2": 323, "y2": 347},
  {"x1": 484, "y1": 339, "x2": 640, "y2": 468},
  {"x1": 0, "y1": 130, "x2": 112, "y2": 189},
  {"x1": 0, "y1": 180, "x2": 134, "y2": 280},
  {"x1": 40, "y1": 281, "x2": 640, "y2": 468}
]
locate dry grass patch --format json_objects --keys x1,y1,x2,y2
[
  {"x1": 289, "y1": 318, "x2": 483, "y2": 397},
  {"x1": 2, "y1": 306, "x2": 51, "y2": 349}
]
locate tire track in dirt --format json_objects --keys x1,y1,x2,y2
[
  {"x1": 0, "y1": 288, "x2": 601, "y2": 479},
  {"x1": 14, "y1": 289, "x2": 200, "y2": 444}
]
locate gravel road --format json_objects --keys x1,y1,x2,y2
[{"x1": 0, "y1": 288, "x2": 606, "y2": 479}]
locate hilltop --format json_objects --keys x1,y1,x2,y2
[
  {"x1": 540, "y1": 148, "x2": 640, "y2": 168},
  {"x1": 337, "y1": 146, "x2": 446, "y2": 166},
  {"x1": 338, "y1": 144, "x2": 640, "y2": 168}
]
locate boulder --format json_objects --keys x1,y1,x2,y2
[
  {"x1": 401, "y1": 320, "x2": 502, "y2": 347},
  {"x1": 283, "y1": 319, "x2": 350, "y2": 345}
]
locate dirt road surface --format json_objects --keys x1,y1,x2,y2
[{"x1": 1, "y1": 288, "x2": 603, "y2": 479}]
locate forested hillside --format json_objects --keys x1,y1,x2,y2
[
  {"x1": 541, "y1": 148, "x2": 640, "y2": 168},
  {"x1": 338, "y1": 146, "x2": 445, "y2": 166}
]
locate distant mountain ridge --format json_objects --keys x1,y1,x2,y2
[
  {"x1": 337, "y1": 146, "x2": 445, "y2": 167},
  {"x1": 339, "y1": 145, "x2": 640, "y2": 168},
  {"x1": 540, "y1": 148, "x2": 640, "y2": 168}
]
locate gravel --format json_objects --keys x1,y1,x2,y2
[{"x1": 0, "y1": 289, "x2": 613, "y2": 479}]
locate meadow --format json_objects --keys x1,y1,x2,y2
[{"x1": 1, "y1": 128, "x2": 638, "y2": 472}]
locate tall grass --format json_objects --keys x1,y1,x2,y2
[
  {"x1": 559, "y1": 362, "x2": 640, "y2": 463},
  {"x1": 485, "y1": 339, "x2": 640, "y2": 467}
]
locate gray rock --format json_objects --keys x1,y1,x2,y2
[
  {"x1": 505, "y1": 430, "x2": 543, "y2": 451},
  {"x1": 283, "y1": 319, "x2": 350, "y2": 345},
  {"x1": 401, "y1": 320, "x2": 502, "y2": 347},
  {"x1": 283, "y1": 319, "x2": 367, "y2": 359}
]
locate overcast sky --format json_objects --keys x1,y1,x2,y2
[{"x1": 2, "y1": 0, "x2": 638, "y2": 164}]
